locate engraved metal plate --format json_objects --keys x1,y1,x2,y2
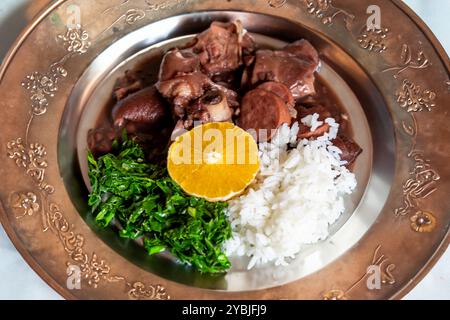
[{"x1": 0, "y1": 0, "x2": 448, "y2": 299}]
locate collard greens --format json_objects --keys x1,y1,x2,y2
[{"x1": 87, "y1": 138, "x2": 231, "y2": 273}]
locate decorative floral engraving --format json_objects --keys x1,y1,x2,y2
[
  {"x1": 103, "y1": 0, "x2": 190, "y2": 16},
  {"x1": 145, "y1": 0, "x2": 173, "y2": 11},
  {"x1": 97, "y1": 8, "x2": 146, "y2": 38},
  {"x1": 22, "y1": 26, "x2": 89, "y2": 116},
  {"x1": 127, "y1": 282, "x2": 170, "y2": 300},
  {"x1": 145, "y1": 0, "x2": 191, "y2": 11},
  {"x1": 401, "y1": 120, "x2": 416, "y2": 137},
  {"x1": 303, "y1": 0, "x2": 354, "y2": 29},
  {"x1": 21, "y1": 63, "x2": 67, "y2": 116},
  {"x1": 100, "y1": 0, "x2": 194, "y2": 36},
  {"x1": 393, "y1": 76, "x2": 440, "y2": 222},
  {"x1": 370, "y1": 245, "x2": 396, "y2": 285},
  {"x1": 396, "y1": 79, "x2": 436, "y2": 113},
  {"x1": 45, "y1": 203, "x2": 119, "y2": 287},
  {"x1": 395, "y1": 151, "x2": 440, "y2": 217},
  {"x1": 357, "y1": 26, "x2": 389, "y2": 53},
  {"x1": 8, "y1": 19, "x2": 169, "y2": 299},
  {"x1": 7, "y1": 139, "x2": 54, "y2": 194},
  {"x1": 410, "y1": 211, "x2": 436, "y2": 233},
  {"x1": 323, "y1": 245, "x2": 396, "y2": 300},
  {"x1": 6, "y1": 0, "x2": 445, "y2": 300},
  {"x1": 8, "y1": 191, "x2": 169, "y2": 298},
  {"x1": 268, "y1": 0, "x2": 287, "y2": 8},
  {"x1": 124, "y1": 9, "x2": 146, "y2": 25},
  {"x1": 302, "y1": 1, "x2": 391, "y2": 53},
  {"x1": 11, "y1": 192, "x2": 40, "y2": 219},
  {"x1": 323, "y1": 289, "x2": 346, "y2": 300},
  {"x1": 57, "y1": 26, "x2": 91, "y2": 54},
  {"x1": 383, "y1": 44, "x2": 431, "y2": 78}
]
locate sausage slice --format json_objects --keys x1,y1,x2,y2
[
  {"x1": 238, "y1": 88, "x2": 291, "y2": 142},
  {"x1": 257, "y1": 81, "x2": 297, "y2": 118},
  {"x1": 257, "y1": 82, "x2": 295, "y2": 108}
]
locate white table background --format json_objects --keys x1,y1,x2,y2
[{"x1": 0, "y1": 0, "x2": 449, "y2": 300}]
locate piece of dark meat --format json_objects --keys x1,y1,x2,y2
[
  {"x1": 112, "y1": 86, "x2": 169, "y2": 132},
  {"x1": 241, "y1": 30, "x2": 256, "y2": 57},
  {"x1": 156, "y1": 21, "x2": 250, "y2": 124},
  {"x1": 299, "y1": 90, "x2": 348, "y2": 134},
  {"x1": 241, "y1": 54, "x2": 256, "y2": 89},
  {"x1": 157, "y1": 66, "x2": 239, "y2": 121},
  {"x1": 187, "y1": 90, "x2": 234, "y2": 124},
  {"x1": 297, "y1": 105, "x2": 332, "y2": 139},
  {"x1": 247, "y1": 39, "x2": 319, "y2": 99},
  {"x1": 332, "y1": 135, "x2": 362, "y2": 166},
  {"x1": 283, "y1": 39, "x2": 320, "y2": 66},
  {"x1": 297, "y1": 105, "x2": 332, "y2": 120},
  {"x1": 238, "y1": 88, "x2": 291, "y2": 142},
  {"x1": 250, "y1": 50, "x2": 317, "y2": 99},
  {"x1": 113, "y1": 70, "x2": 144, "y2": 101},
  {"x1": 156, "y1": 71, "x2": 213, "y2": 117},
  {"x1": 170, "y1": 87, "x2": 237, "y2": 140},
  {"x1": 211, "y1": 71, "x2": 239, "y2": 89},
  {"x1": 211, "y1": 82, "x2": 240, "y2": 110},
  {"x1": 257, "y1": 81, "x2": 297, "y2": 118},
  {"x1": 186, "y1": 21, "x2": 255, "y2": 77},
  {"x1": 88, "y1": 123, "x2": 174, "y2": 164},
  {"x1": 159, "y1": 48, "x2": 201, "y2": 81},
  {"x1": 90, "y1": 85, "x2": 174, "y2": 161},
  {"x1": 87, "y1": 127, "x2": 117, "y2": 157}
]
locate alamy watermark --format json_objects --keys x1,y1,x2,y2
[
  {"x1": 66, "y1": 4, "x2": 81, "y2": 28},
  {"x1": 366, "y1": 265, "x2": 382, "y2": 290},
  {"x1": 66, "y1": 264, "x2": 81, "y2": 290},
  {"x1": 366, "y1": 5, "x2": 382, "y2": 31}
]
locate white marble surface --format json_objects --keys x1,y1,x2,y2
[{"x1": 0, "y1": 0, "x2": 449, "y2": 300}]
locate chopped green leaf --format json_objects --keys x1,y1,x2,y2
[{"x1": 87, "y1": 138, "x2": 232, "y2": 273}]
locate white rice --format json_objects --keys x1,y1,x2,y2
[{"x1": 224, "y1": 115, "x2": 357, "y2": 269}]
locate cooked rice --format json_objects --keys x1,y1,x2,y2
[{"x1": 224, "y1": 115, "x2": 357, "y2": 269}]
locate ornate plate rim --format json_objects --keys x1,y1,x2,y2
[
  {"x1": 383, "y1": 1, "x2": 449, "y2": 299},
  {"x1": 0, "y1": 0, "x2": 448, "y2": 300}
]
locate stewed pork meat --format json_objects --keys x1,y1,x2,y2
[
  {"x1": 332, "y1": 135, "x2": 362, "y2": 166},
  {"x1": 156, "y1": 71, "x2": 213, "y2": 116},
  {"x1": 187, "y1": 21, "x2": 255, "y2": 77},
  {"x1": 158, "y1": 48, "x2": 201, "y2": 81},
  {"x1": 247, "y1": 39, "x2": 320, "y2": 99},
  {"x1": 296, "y1": 105, "x2": 332, "y2": 139},
  {"x1": 113, "y1": 70, "x2": 144, "y2": 101},
  {"x1": 112, "y1": 86, "x2": 168, "y2": 128}
]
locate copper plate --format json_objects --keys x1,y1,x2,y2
[{"x1": 0, "y1": 0, "x2": 449, "y2": 300}]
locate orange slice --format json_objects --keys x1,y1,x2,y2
[{"x1": 167, "y1": 122, "x2": 260, "y2": 201}]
